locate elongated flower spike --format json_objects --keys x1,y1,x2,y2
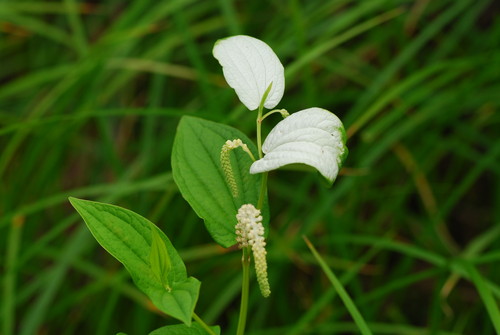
[
  {"x1": 235, "y1": 204, "x2": 271, "y2": 297},
  {"x1": 220, "y1": 139, "x2": 256, "y2": 198}
]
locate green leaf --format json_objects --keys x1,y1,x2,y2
[
  {"x1": 149, "y1": 225, "x2": 172, "y2": 291},
  {"x1": 149, "y1": 323, "x2": 221, "y2": 335},
  {"x1": 171, "y1": 116, "x2": 269, "y2": 248},
  {"x1": 68, "y1": 197, "x2": 200, "y2": 325}
]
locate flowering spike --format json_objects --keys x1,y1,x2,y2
[
  {"x1": 220, "y1": 140, "x2": 239, "y2": 197},
  {"x1": 235, "y1": 204, "x2": 271, "y2": 297},
  {"x1": 220, "y1": 139, "x2": 256, "y2": 198}
]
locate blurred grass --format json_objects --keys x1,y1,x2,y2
[{"x1": 1, "y1": 0, "x2": 500, "y2": 334}]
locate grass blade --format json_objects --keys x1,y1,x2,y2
[
  {"x1": 461, "y1": 261, "x2": 500, "y2": 334},
  {"x1": 303, "y1": 236, "x2": 373, "y2": 335}
]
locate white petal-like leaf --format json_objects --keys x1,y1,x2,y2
[
  {"x1": 250, "y1": 108, "x2": 348, "y2": 184},
  {"x1": 213, "y1": 35, "x2": 285, "y2": 111}
]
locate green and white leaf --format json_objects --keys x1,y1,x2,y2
[
  {"x1": 69, "y1": 197, "x2": 200, "y2": 326},
  {"x1": 250, "y1": 108, "x2": 348, "y2": 184},
  {"x1": 171, "y1": 116, "x2": 269, "y2": 248},
  {"x1": 213, "y1": 35, "x2": 285, "y2": 111},
  {"x1": 149, "y1": 323, "x2": 221, "y2": 335}
]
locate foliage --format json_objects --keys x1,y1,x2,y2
[
  {"x1": 69, "y1": 197, "x2": 200, "y2": 326},
  {"x1": 171, "y1": 116, "x2": 268, "y2": 248},
  {"x1": 1, "y1": 0, "x2": 500, "y2": 334}
]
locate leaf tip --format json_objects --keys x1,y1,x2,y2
[{"x1": 68, "y1": 196, "x2": 83, "y2": 209}]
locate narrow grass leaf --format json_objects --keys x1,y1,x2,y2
[
  {"x1": 461, "y1": 261, "x2": 500, "y2": 334},
  {"x1": 304, "y1": 236, "x2": 373, "y2": 335},
  {"x1": 20, "y1": 227, "x2": 90, "y2": 335}
]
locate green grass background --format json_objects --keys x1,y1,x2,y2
[{"x1": 1, "y1": 0, "x2": 500, "y2": 334}]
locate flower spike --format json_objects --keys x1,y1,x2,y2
[
  {"x1": 220, "y1": 139, "x2": 256, "y2": 198},
  {"x1": 235, "y1": 204, "x2": 271, "y2": 297}
]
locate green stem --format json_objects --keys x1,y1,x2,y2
[
  {"x1": 236, "y1": 247, "x2": 251, "y2": 335},
  {"x1": 257, "y1": 172, "x2": 268, "y2": 210},
  {"x1": 256, "y1": 82, "x2": 273, "y2": 159},
  {"x1": 255, "y1": 103, "x2": 265, "y2": 225},
  {"x1": 256, "y1": 108, "x2": 264, "y2": 159},
  {"x1": 192, "y1": 312, "x2": 217, "y2": 335},
  {"x1": 239, "y1": 145, "x2": 256, "y2": 162},
  {"x1": 261, "y1": 109, "x2": 289, "y2": 121},
  {"x1": 256, "y1": 83, "x2": 270, "y2": 210},
  {"x1": 236, "y1": 81, "x2": 273, "y2": 335}
]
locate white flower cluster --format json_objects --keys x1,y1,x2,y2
[
  {"x1": 235, "y1": 204, "x2": 271, "y2": 297},
  {"x1": 223, "y1": 139, "x2": 243, "y2": 150}
]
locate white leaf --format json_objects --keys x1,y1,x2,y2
[
  {"x1": 250, "y1": 108, "x2": 348, "y2": 184},
  {"x1": 213, "y1": 35, "x2": 285, "y2": 111}
]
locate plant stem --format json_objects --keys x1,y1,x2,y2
[
  {"x1": 261, "y1": 109, "x2": 288, "y2": 121},
  {"x1": 255, "y1": 85, "x2": 269, "y2": 209},
  {"x1": 192, "y1": 312, "x2": 217, "y2": 335},
  {"x1": 256, "y1": 108, "x2": 264, "y2": 159},
  {"x1": 256, "y1": 82, "x2": 273, "y2": 159},
  {"x1": 257, "y1": 172, "x2": 268, "y2": 210},
  {"x1": 236, "y1": 81, "x2": 273, "y2": 335},
  {"x1": 236, "y1": 247, "x2": 251, "y2": 335}
]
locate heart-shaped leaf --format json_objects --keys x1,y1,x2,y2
[
  {"x1": 69, "y1": 197, "x2": 200, "y2": 325},
  {"x1": 172, "y1": 116, "x2": 269, "y2": 248},
  {"x1": 250, "y1": 107, "x2": 348, "y2": 184},
  {"x1": 213, "y1": 35, "x2": 285, "y2": 111}
]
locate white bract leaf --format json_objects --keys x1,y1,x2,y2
[
  {"x1": 213, "y1": 35, "x2": 285, "y2": 111},
  {"x1": 250, "y1": 108, "x2": 348, "y2": 184}
]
